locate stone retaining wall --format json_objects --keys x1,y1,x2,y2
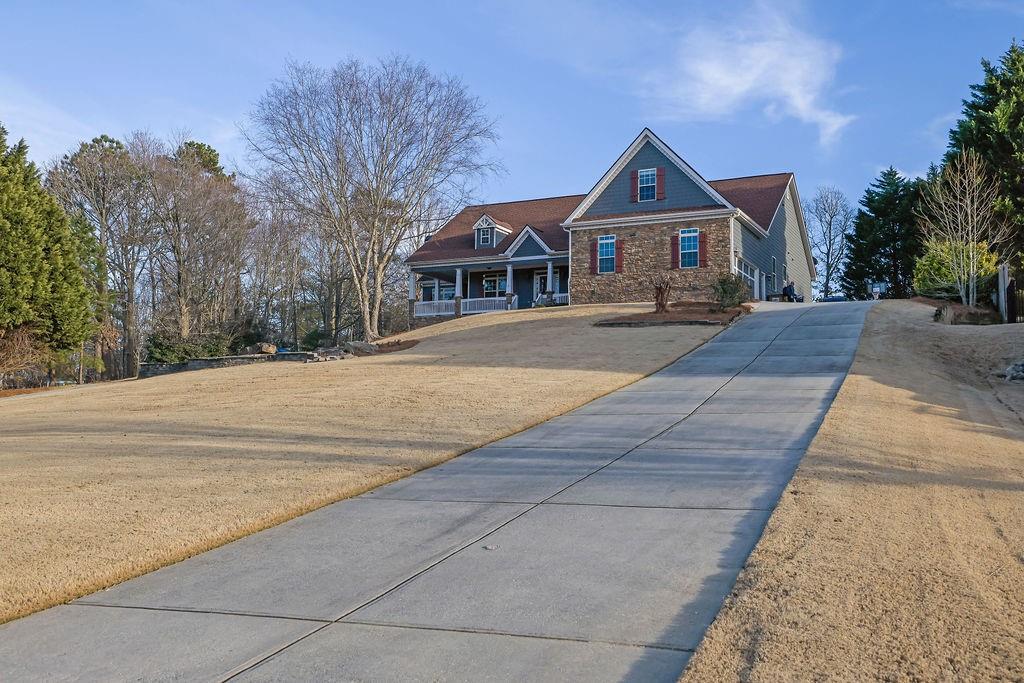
[{"x1": 139, "y1": 352, "x2": 315, "y2": 379}]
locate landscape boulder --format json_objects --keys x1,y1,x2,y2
[
  {"x1": 243, "y1": 342, "x2": 277, "y2": 355},
  {"x1": 1005, "y1": 361, "x2": 1024, "y2": 382},
  {"x1": 340, "y1": 341, "x2": 378, "y2": 355}
]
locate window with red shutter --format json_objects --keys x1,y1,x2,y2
[
  {"x1": 671, "y1": 234, "x2": 679, "y2": 269},
  {"x1": 656, "y1": 167, "x2": 665, "y2": 200},
  {"x1": 629, "y1": 170, "x2": 639, "y2": 203},
  {"x1": 615, "y1": 239, "x2": 624, "y2": 273},
  {"x1": 590, "y1": 240, "x2": 598, "y2": 274},
  {"x1": 698, "y1": 231, "x2": 708, "y2": 268}
]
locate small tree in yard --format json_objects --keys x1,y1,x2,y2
[
  {"x1": 648, "y1": 273, "x2": 673, "y2": 313},
  {"x1": 917, "y1": 148, "x2": 1011, "y2": 307},
  {"x1": 712, "y1": 273, "x2": 749, "y2": 310}
]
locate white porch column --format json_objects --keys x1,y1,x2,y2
[
  {"x1": 454, "y1": 268, "x2": 463, "y2": 318},
  {"x1": 505, "y1": 263, "x2": 514, "y2": 310},
  {"x1": 754, "y1": 268, "x2": 761, "y2": 300},
  {"x1": 434, "y1": 278, "x2": 440, "y2": 301},
  {"x1": 546, "y1": 260, "x2": 554, "y2": 302},
  {"x1": 407, "y1": 271, "x2": 417, "y2": 327}
]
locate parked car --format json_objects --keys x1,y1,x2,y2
[{"x1": 819, "y1": 295, "x2": 847, "y2": 302}]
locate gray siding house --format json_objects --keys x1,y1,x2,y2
[{"x1": 406, "y1": 129, "x2": 814, "y2": 318}]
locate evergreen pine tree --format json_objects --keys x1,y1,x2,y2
[
  {"x1": 841, "y1": 168, "x2": 923, "y2": 299},
  {"x1": 948, "y1": 40, "x2": 1024, "y2": 257},
  {"x1": 0, "y1": 125, "x2": 93, "y2": 352}
]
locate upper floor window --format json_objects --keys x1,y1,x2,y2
[
  {"x1": 598, "y1": 235, "x2": 616, "y2": 273},
  {"x1": 638, "y1": 168, "x2": 657, "y2": 202},
  {"x1": 679, "y1": 228, "x2": 699, "y2": 268},
  {"x1": 479, "y1": 227, "x2": 491, "y2": 246}
]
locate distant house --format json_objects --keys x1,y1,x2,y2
[{"x1": 405, "y1": 128, "x2": 814, "y2": 318}]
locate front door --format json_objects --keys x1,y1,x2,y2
[{"x1": 533, "y1": 270, "x2": 559, "y2": 303}]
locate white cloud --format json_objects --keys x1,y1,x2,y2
[
  {"x1": 0, "y1": 76, "x2": 95, "y2": 164},
  {"x1": 643, "y1": 2, "x2": 854, "y2": 146},
  {"x1": 492, "y1": 0, "x2": 853, "y2": 146}
]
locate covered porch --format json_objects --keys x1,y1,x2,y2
[{"x1": 409, "y1": 257, "x2": 570, "y2": 318}]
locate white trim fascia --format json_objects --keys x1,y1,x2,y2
[
  {"x1": 729, "y1": 217, "x2": 737, "y2": 271},
  {"x1": 501, "y1": 225, "x2": 553, "y2": 256},
  {"x1": 409, "y1": 251, "x2": 568, "y2": 270},
  {"x1": 564, "y1": 128, "x2": 734, "y2": 224},
  {"x1": 564, "y1": 207, "x2": 738, "y2": 231},
  {"x1": 787, "y1": 178, "x2": 817, "y2": 278},
  {"x1": 734, "y1": 210, "x2": 770, "y2": 238},
  {"x1": 567, "y1": 226, "x2": 572, "y2": 306}
]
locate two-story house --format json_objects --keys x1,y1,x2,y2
[{"x1": 405, "y1": 128, "x2": 814, "y2": 319}]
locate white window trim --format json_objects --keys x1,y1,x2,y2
[
  {"x1": 481, "y1": 272, "x2": 507, "y2": 297},
  {"x1": 637, "y1": 167, "x2": 657, "y2": 203},
  {"x1": 478, "y1": 227, "x2": 491, "y2": 246},
  {"x1": 597, "y1": 235, "x2": 616, "y2": 274},
  {"x1": 678, "y1": 227, "x2": 700, "y2": 269}
]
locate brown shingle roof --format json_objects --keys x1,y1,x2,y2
[
  {"x1": 709, "y1": 173, "x2": 793, "y2": 228},
  {"x1": 406, "y1": 173, "x2": 794, "y2": 264},
  {"x1": 406, "y1": 194, "x2": 585, "y2": 264}
]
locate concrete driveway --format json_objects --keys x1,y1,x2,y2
[{"x1": 0, "y1": 301, "x2": 872, "y2": 682}]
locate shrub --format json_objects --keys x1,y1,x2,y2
[
  {"x1": 647, "y1": 273, "x2": 673, "y2": 313},
  {"x1": 712, "y1": 274, "x2": 750, "y2": 310},
  {"x1": 144, "y1": 333, "x2": 233, "y2": 363},
  {"x1": 913, "y1": 239, "x2": 998, "y2": 301}
]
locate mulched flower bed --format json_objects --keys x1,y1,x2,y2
[{"x1": 595, "y1": 302, "x2": 750, "y2": 327}]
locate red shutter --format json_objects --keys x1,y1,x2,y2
[
  {"x1": 671, "y1": 234, "x2": 679, "y2": 269},
  {"x1": 629, "y1": 169, "x2": 639, "y2": 203},
  {"x1": 698, "y1": 231, "x2": 708, "y2": 268},
  {"x1": 615, "y1": 238, "x2": 624, "y2": 273},
  {"x1": 590, "y1": 239, "x2": 598, "y2": 274},
  {"x1": 656, "y1": 167, "x2": 666, "y2": 200}
]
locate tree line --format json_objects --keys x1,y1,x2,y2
[
  {"x1": 0, "y1": 56, "x2": 498, "y2": 386},
  {"x1": 806, "y1": 40, "x2": 1022, "y2": 305}
]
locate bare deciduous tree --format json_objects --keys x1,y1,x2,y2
[
  {"x1": 917, "y1": 148, "x2": 1011, "y2": 307},
  {"x1": 245, "y1": 56, "x2": 500, "y2": 340},
  {"x1": 804, "y1": 186, "x2": 853, "y2": 298}
]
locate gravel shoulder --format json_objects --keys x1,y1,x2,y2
[
  {"x1": 683, "y1": 300, "x2": 1024, "y2": 681},
  {"x1": 0, "y1": 304, "x2": 718, "y2": 624}
]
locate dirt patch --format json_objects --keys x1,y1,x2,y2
[
  {"x1": 597, "y1": 302, "x2": 749, "y2": 327},
  {"x1": 0, "y1": 387, "x2": 57, "y2": 399},
  {"x1": 683, "y1": 300, "x2": 1024, "y2": 681},
  {"x1": 0, "y1": 303, "x2": 719, "y2": 624}
]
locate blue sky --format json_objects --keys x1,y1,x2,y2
[{"x1": 2, "y1": 0, "x2": 1018, "y2": 206}]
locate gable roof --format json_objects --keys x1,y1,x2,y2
[
  {"x1": 564, "y1": 128, "x2": 733, "y2": 224},
  {"x1": 708, "y1": 173, "x2": 794, "y2": 230},
  {"x1": 406, "y1": 194, "x2": 584, "y2": 264}
]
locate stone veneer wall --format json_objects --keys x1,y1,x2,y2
[{"x1": 569, "y1": 217, "x2": 733, "y2": 304}]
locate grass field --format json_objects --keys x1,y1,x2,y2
[
  {"x1": 0, "y1": 303, "x2": 719, "y2": 624},
  {"x1": 683, "y1": 300, "x2": 1024, "y2": 681}
]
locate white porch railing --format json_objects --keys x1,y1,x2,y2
[
  {"x1": 414, "y1": 299, "x2": 456, "y2": 317},
  {"x1": 552, "y1": 292, "x2": 569, "y2": 305},
  {"x1": 462, "y1": 296, "x2": 517, "y2": 314},
  {"x1": 414, "y1": 296, "x2": 519, "y2": 317}
]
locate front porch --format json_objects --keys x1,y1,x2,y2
[{"x1": 409, "y1": 258, "x2": 570, "y2": 318}]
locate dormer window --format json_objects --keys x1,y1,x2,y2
[
  {"x1": 638, "y1": 168, "x2": 657, "y2": 202},
  {"x1": 479, "y1": 227, "x2": 491, "y2": 246}
]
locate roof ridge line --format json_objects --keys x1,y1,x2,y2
[
  {"x1": 710, "y1": 172, "x2": 793, "y2": 183},
  {"x1": 465, "y1": 193, "x2": 587, "y2": 208}
]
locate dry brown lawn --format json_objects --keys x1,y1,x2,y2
[
  {"x1": 684, "y1": 300, "x2": 1024, "y2": 681},
  {"x1": 0, "y1": 303, "x2": 719, "y2": 624}
]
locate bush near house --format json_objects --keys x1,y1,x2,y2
[
  {"x1": 912, "y1": 240, "x2": 998, "y2": 304},
  {"x1": 712, "y1": 273, "x2": 750, "y2": 310}
]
